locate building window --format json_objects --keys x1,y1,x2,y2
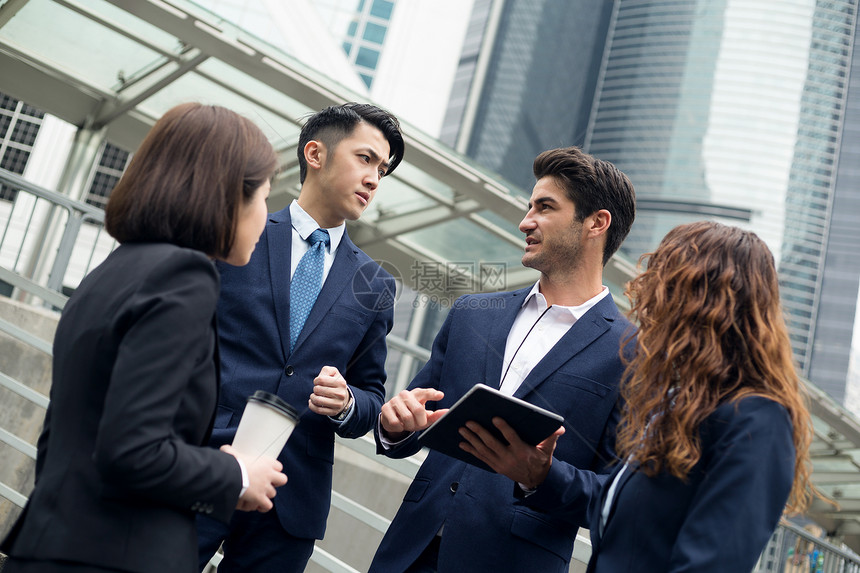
[
  {"x1": 363, "y1": 22, "x2": 387, "y2": 43},
  {"x1": 356, "y1": 46, "x2": 380, "y2": 69},
  {"x1": 370, "y1": 0, "x2": 393, "y2": 19},
  {"x1": 330, "y1": 0, "x2": 396, "y2": 89},
  {"x1": 0, "y1": 94, "x2": 45, "y2": 202},
  {"x1": 84, "y1": 142, "x2": 131, "y2": 210}
]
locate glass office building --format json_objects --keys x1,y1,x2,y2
[
  {"x1": 441, "y1": 0, "x2": 614, "y2": 192},
  {"x1": 584, "y1": 0, "x2": 859, "y2": 394},
  {"x1": 447, "y1": 0, "x2": 860, "y2": 406},
  {"x1": 314, "y1": 0, "x2": 397, "y2": 88},
  {"x1": 814, "y1": 9, "x2": 860, "y2": 406}
]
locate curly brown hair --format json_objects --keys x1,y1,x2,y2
[{"x1": 617, "y1": 220, "x2": 815, "y2": 513}]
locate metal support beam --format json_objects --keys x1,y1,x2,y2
[
  {"x1": 108, "y1": 0, "x2": 531, "y2": 226},
  {"x1": 814, "y1": 472, "x2": 860, "y2": 485},
  {"x1": 0, "y1": 480, "x2": 27, "y2": 508},
  {"x1": 335, "y1": 434, "x2": 421, "y2": 479},
  {"x1": 330, "y1": 490, "x2": 390, "y2": 533},
  {"x1": 23, "y1": 125, "x2": 105, "y2": 290},
  {"x1": 0, "y1": 0, "x2": 30, "y2": 28},
  {"x1": 46, "y1": 210, "x2": 84, "y2": 293},
  {"x1": 54, "y1": 0, "x2": 177, "y2": 58},
  {"x1": 807, "y1": 382, "x2": 860, "y2": 448},
  {"x1": 0, "y1": 426, "x2": 37, "y2": 459},
  {"x1": 0, "y1": 265, "x2": 68, "y2": 310},
  {"x1": 351, "y1": 201, "x2": 482, "y2": 246},
  {"x1": 392, "y1": 295, "x2": 430, "y2": 393},
  {"x1": 309, "y1": 547, "x2": 360, "y2": 573},
  {"x1": 93, "y1": 49, "x2": 209, "y2": 128},
  {"x1": 636, "y1": 198, "x2": 753, "y2": 222},
  {"x1": 0, "y1": 317, "x2": 52, "y2": 355},
  {"x1": 0, "y1": 370, "x2": 49, "y2": 408},
  {"x1": 0, "y1": 45, "x2": 109, "y2": 125}
]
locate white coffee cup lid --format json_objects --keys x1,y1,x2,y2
[{"x1": 248, "y1": 390, "x2": 299, "y2": 422}]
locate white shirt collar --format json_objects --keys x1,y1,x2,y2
[
  {"x1": 289, "y1": 200, "x2": 345, "y2": 252},
  {"x1": 522, "y1": 281, "x2": 610, "y2": 320}
]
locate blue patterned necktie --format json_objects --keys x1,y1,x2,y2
[{"x1": 290, "y1": 228, "x2": 330, "y2": 352}]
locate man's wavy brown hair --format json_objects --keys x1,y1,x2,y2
[{"x1": 617, "y1": 220, "x2": 814, "y2": 513}]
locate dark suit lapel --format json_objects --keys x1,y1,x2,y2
[
  {"x1": 267, "y1": 208, "x2": 293, "y2": 358},
  {"x1": 291, "y1": 230, "x2": 359, "y2": 353},
  {"x1": 483, "y1": 288, "x2": 530, "y2": 388},
  {"x1": 204, "y1": 314, "x2": 220, "y2": 443},
  {"x1": 513, "y1": 295, "x2": 618, "y2": 400}
]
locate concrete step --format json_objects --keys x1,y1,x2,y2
[{"x1": 0, "y1": 295, "x2": 57, "y2": 545}]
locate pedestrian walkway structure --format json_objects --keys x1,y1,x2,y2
[{"x1": 2, "y1": 1, "x2": 860, "y2": 568}]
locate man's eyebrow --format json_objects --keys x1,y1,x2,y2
[
  {"x1": 361, "y1": 147, "x2": 391, "y2": 172},
  {"x1": 528, "y1": 196, "x2": 557, "y2": 208}
]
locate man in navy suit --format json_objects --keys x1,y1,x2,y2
[
  {"x1": 370, "y1": 147, "x2": 636, "y2": 573},
  {"x1": 197, "y1": 103, "x2": 405, "y2": 572}
]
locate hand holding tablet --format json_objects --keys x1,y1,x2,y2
[{"x1": 417, "y1": 384, "x2": 564, "y2": 473}]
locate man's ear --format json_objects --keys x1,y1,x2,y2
[
  {"x1": 587, "y1": 209, "x2": 612, "y2": 238},
  {"x1": 304, "y1": 140, "x2": 325, "y2": 172}
]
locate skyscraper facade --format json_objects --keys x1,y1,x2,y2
[
  {"x1": 584, "y1": 0, "x2": 859, "y2": 396},
  {"x1": 451, "y1": 0, "x2": 860, "y2": 407},
  {"x1": 810, "y1": 7, "x2": 860, "y2": 402},
  {"x1": 442, "y1": 0, "x2": 614, "y2": 191},
  {"x1": 314, "y1": 0, "x2": 397, "y2": 88}
]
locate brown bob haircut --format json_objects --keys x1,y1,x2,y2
[{"x1": 105, "y1": 102, "x2": 278, "y2": 259}]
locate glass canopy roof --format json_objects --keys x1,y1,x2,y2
[
  {"x1": 3, "y1": 0, "x2": 860, "y2": 550},
  {"x1": 0, "y1": 0, "x2": 643, "y2": 298}
]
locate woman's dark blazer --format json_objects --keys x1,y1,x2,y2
[
  {"x1": 587, "y1": 396, "x2": 795, "y2": 573},
  {"x1": 1, "y1": 243, "x2": 242, "y2": 573}
]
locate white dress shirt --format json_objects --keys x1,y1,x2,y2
[
  {"x1": 289, "y1": 200, "x2": 345, "y2": 281},
  {"x1": 499, "y1": 282, "x2": 610, "y2": 395}
]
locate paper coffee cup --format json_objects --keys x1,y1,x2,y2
[{"x1": 231, "y1": 390, "x2": 299, "y2": 459}]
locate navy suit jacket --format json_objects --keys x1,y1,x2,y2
[
  {"x1": 208, "y1": 206, "x2": 395, "y2": 539},
  {"x1": 370, "y1": 289, "x2": 633, "y2": 573},
  {"x1": 587, "y1": 396, "x2": 795, "y2": 573}
]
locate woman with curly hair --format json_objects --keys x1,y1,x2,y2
[{"x1": 586, "y1": 220, "x2": 817, "y2": 572}]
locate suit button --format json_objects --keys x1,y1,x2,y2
[
  {"x1": 284, "y1": 365, "x2": 294, "y2": 376},
  {"x1": 450, "y1": 482, "x2": 458, "y2": 493}
]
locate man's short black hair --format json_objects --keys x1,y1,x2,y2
[{"x1": 297, "y1": 102, "x2": 404, "y2": 183}]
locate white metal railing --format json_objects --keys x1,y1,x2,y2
[
  {"x1": 755, "y1": 519, "x2": 860, "y2": 572},
  {"x1": 203, "y1": 435, "x2": 421, "y2": 573},
  {"x1": 0, "y1": 168, "x2": 115, "y2": 300},
  {"x1": 0, "y1": 316, "x2": 49, "y2": 511}
]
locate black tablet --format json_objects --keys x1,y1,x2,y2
[{"x1": 417, "y1": 383, "x2": 564, "y2": 472}]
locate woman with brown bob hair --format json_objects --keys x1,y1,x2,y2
[
  {"x1": 1, "y1": 103, "x2": 287, "y2": 573},
  {"x1": 587, "y1": 221, "x2": 817, "y2": 572},
  {"x1": 106, "y1": 102, "x2": 273, "y2": 262}
]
